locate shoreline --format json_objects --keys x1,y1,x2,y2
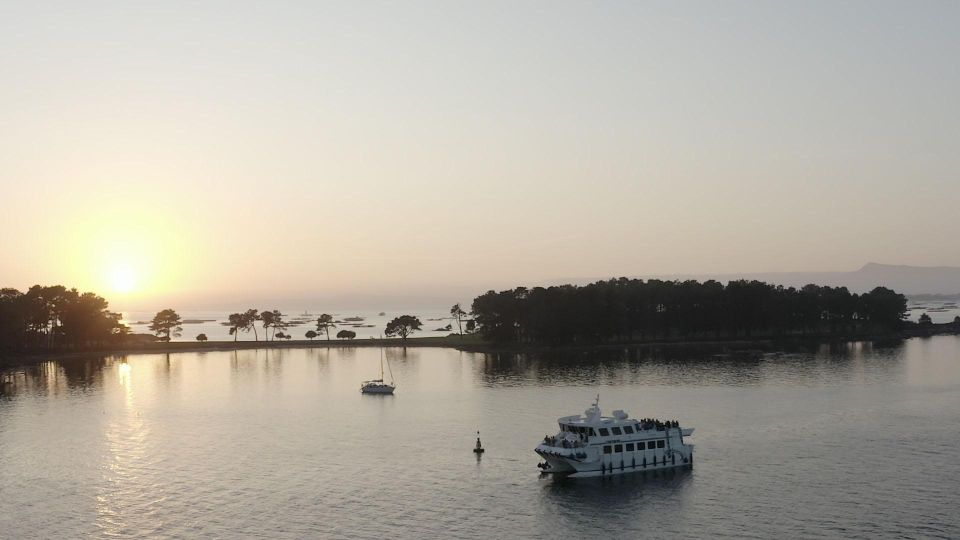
[{"x1": 3, "y1": 326, "x2": 958, "y2": 370}]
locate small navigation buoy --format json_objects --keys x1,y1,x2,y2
[{"x1": 473, "y1": 430, "x2": 485, "y2": 454}]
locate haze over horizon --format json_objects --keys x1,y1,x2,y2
[{"x1": 3, "y1": 2, "x2": 959, "y2": 310}]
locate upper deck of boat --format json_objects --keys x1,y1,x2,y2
[
  {"x1": 555, "y1": 402, "x2": 684, "y2": 433},
  {"x1": 558, "y1": 413, "x2": 637, "y2": 427}
]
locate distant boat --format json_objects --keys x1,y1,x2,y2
[
  {"x1": 344, "y1": 316, "x2": 365, "y2": 322},
  {"x1": 378, "y1": 312, "x2": 386, "y2": 316},
  {"x1": 361, "y1": 349, "x2": 395, "y2": 395}
]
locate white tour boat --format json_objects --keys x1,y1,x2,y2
[
  {"x1": 361, "y1": 349, "x2": 395, "y2": 394},
  {"x1": 534, "y1": 397, "x2": 693, "y2": 477}
]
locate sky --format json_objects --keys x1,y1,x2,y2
[{"x1": 1, "y1": 1, "x2": 959, "y2": 310}]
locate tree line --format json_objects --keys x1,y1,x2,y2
[
  {"x1": 0, "y1": 284, "x2": 435, "y2": 351},
  {"x1": 470, "y1": 278, "x2": 908, "y2": 344},
  {"x1": 155, "y1": 309, "x2": 425, "y2": 342},
  {"x1": 0, "y1": 285, "x2": 128, "y2": 350}
]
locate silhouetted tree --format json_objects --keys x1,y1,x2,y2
[
  {"x1": 59, "y1": 290, "x2": 127, "y2": 347},
  {"x1": 336, "y1": 329, "x2": 356, "y2": 339},
  {"x1": 260, "y1": 309, "x2": 282, "y2": 341},
  {"x1": 450, "y1": 303, "x2": 466, "y2": 336},
  {"x1": 385, "y1": 315, "x2": 422, "y2": 341},
  {"x1": 305, "y1": 330, "x2": 318, "y2": 340},
  {"x1": 149, "y1": 309, "x2": 182, "y2": 342},
  {"x1": 227, "y1": 313, "x2": 245, "y2": 342},
  {"x1": 196, "y1": 333, "x2": 208, "y2": 342},
  {"x1": 919, "y1": 313, "x2": 933, "y2": 327},
  {"x1": 316, "y1": 314, "x2": 336, "y2": 340},
  {"x1": 244, "y1": 309, "x2": 260, "y2": 341},
  {"x1": 0, "y1": 285, "x2": 127, "y2": 350}
]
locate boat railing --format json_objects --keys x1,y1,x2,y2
[{"x1": 542, "y1": 435, "x2": 587, "y2": 449}]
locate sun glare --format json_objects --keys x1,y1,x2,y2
[{"x1": 110, "y1": 265, "x2": 137, "y2": 294}]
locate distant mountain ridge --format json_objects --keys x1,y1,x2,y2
[{"x1": 646, "y1": 263, "x2": 960, "y2": 296}]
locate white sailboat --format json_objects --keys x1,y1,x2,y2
[{"x1": 361, "y1": 349, "x2": 395, "y2": 394}]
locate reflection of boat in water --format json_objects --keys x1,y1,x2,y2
[
  {"x1": 535, "y1": 396, "x2": 693, "y2": 478},
  {"x1": 361, "y1": 349, "x2": 395, "y2": 394}
]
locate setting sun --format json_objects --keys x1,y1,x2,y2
[{"x1": 109, "y1": 265, "x2": 137, "y2": 294}]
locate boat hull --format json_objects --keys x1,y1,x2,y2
[
  {"x1": 567, "y1": 459, "x2": 692, "y2": 478},
  {"x1": 537, "y1": 443, "x2": 694, "y2": 478},
  {"x1": 360, "y1": 385, "x2": 395, "y2": 394}
]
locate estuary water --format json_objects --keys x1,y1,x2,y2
[{"x1": 1, "y1": 337, "x2": 959, "y2": 539}]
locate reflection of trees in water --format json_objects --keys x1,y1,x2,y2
[
  {"x1": 0, "y1": 356, "x2": 113, "y2": 398},
  {"x1": 306, "y1": 347, "x2": 333, "y2": 376},
  {"x1": 384, "y1": 347, "x2": 417, "y2": 363},
  {"x1": 383, "y1": 347, "x2": 419, "y2": 379},
  {"x1": 336, "y1": 347, "x2": 357, "y2": 361},
  {"x1": 58, "y1": 356, "x2": 111, "y2": 390},
  {"x1": 227, "y1": 349, "x2": 287, "y2": 388},
  {"x1": 262, "y1": 348, "x2": 286, "y2": 379},
  {"x1": 477, "y1": 341, "x2": 907, "y2": 388},
  {"x1": 229, "y1": 349, "x2": 263, "y2": 382}
]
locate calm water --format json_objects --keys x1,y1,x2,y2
[{"x1": 2, "y1": 337, "x2": 959, "y2": 539}]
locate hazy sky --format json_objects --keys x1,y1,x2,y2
[{"x1": 2, "y1": 1, "x2": 959, "y2": 309}]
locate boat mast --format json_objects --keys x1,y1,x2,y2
[{"x1": 386, "y1": 351, "x2": 395, "y2": 385}]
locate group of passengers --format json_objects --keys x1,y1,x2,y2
[
  {"x1": 638, "y1": 418, "x2": 679, "y2": 431},
  {"x1": 542, "y1": 434, "x2": 586, "y2": 448}
]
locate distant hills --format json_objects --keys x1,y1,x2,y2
[{"x1": 646, "y1": 263, "x2": 960, "y2": 297}]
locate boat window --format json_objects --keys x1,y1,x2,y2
[
  {"x1": 611, "y1": 427, "x2": 622, "y2": 435},
  {"x1": 647, "y1": 441, "x2": 656, "y2": 449},
  {"x1": 589, "y1": 428, "x2": 597, "y2": 436},
  {"x1": 626, "y1": 443, "x2": 634, "y2": 451},
  {"x1": 599, "y1": 428, "x2": 610, "y2": 437},
  {"x1": 614, "y1": 444, "x2": 623, "y2": 453},
  {"x1": 657, "y1": 440, "x2": 665, "y2": 448},
  {"x1": 623, "y1": 426, "x2": 634, "y2": 434},
  {"x1": 603, "y1": 445, "x2": 612, "y2": 454}
]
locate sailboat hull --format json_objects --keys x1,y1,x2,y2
[{"x1": 360, "y1": 384, "x2": 395, "y2": 394}]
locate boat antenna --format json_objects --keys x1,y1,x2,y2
[{"x1": 594, "y1": 393, "x2": 600, "y2": 408}]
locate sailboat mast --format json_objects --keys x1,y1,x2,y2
[{"x1": 386, "y1": 354, "x2": 395, "y2": 386}]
